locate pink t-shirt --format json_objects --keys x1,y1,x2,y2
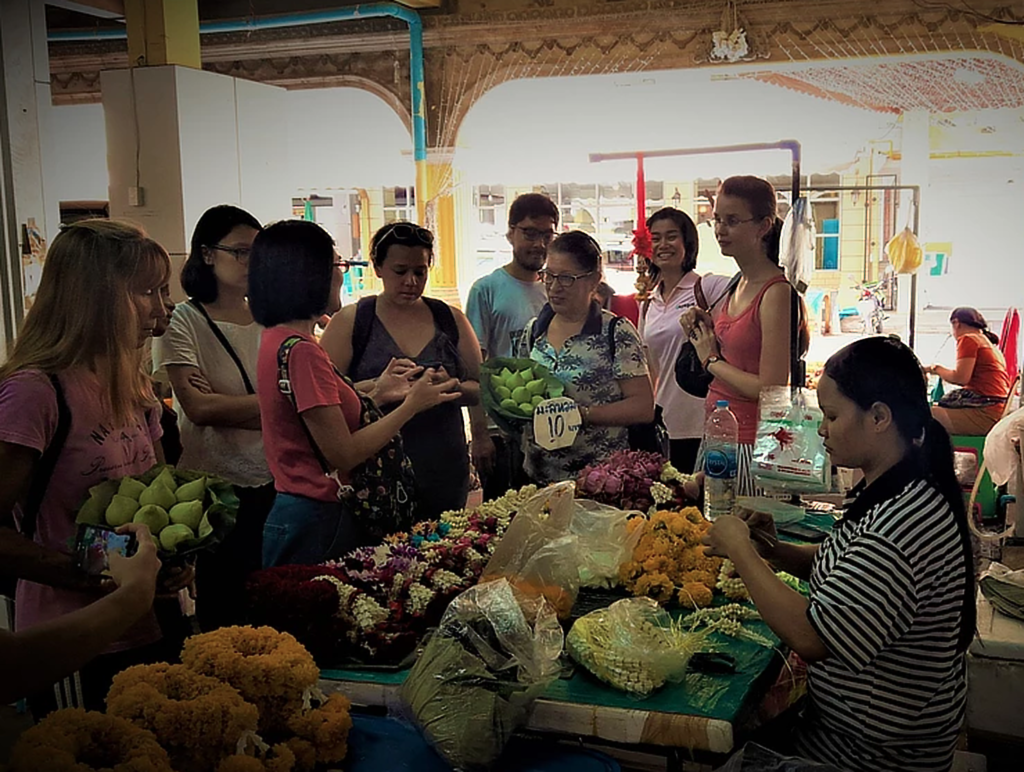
[
  {"x1": 0, "y1": 368, "x2": 163, "y2": 650},
  {"x1": 707, "y1": 274, "x2": 789, "y2": 445},
  {"x1": 257, "y1": 327, "x2": 362, "y2": 502}
]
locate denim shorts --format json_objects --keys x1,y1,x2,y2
[{"x1": 261, "y1": 493, "x2": 364, "y2": 568}]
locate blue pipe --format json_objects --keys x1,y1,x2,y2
[{"x1": 48, "y1": 4, "x2": 428, "y2": 164}]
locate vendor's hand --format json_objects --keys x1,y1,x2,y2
[
  {"x1": 157, "y1": 560, "x2": 195, "y2": 597},
  {"x1": 692, "y1": 320, "x2": 720, "y2": 364},
  {"x1": 683, "y1": 471, "x2": 703, "y2": 502},
  {"x1": 679, "y1": 307, "x2": 714, "y2": 339},
  {"x1": 471, "y1": 433, "x2": 496, "y2": 475},
  {"x1": 405, "y1": 370, "x2": 461, "y2": 413},
  {"x1": 187, "y1": 370, "x2": 215, "y2": 395},
  {"x1": 373, "y1": 357, "x2": 423, "y2": 405},
  {"x1": 735, "y1": 507, "x2": 779, "y2": 558},
  {"x1": 923, "y1": 364, "x2": 938, "y2": 376},
  {"x1": 701, "y1": 515, "x2": 751, "y2": 558},
  {"x1": 108, "y1": 523, "x2": 161, "y2": 605}
]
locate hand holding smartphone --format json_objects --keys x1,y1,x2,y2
[{"x1": 75, "y1": 523, "x2": 139, "y2": 576}]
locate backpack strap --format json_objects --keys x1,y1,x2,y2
[
  {"x1": 187, "y1": 299, "x2": 255, "y2": 395},
  {"x1": 348, "y1": 296, "x2": 377, "y2": 376},
  {"x1": 21, "y1": 374, "x2": 72, "y2": 541},
  {"x1": 422, "y1": 296, "x2": 459, "y2": 346},
  {"x1": 276, "y1": 336, "x2": 332, "y2": 475},
  {"x1": 607, "y1": 314, "x2": 621, "y2": 362}
]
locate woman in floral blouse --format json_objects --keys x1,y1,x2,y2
[{"x1": 517, "y1": 231, "x2": 654, "y2": 483}]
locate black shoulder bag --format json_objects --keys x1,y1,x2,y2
[{"x1": 674, "y1": 274, "x2": 741, "y2": 398}]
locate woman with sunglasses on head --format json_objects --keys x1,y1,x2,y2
[
  {"x1": 321, "y1": 222, "x2": 484, "y2": 520},
  {"x1": 516, "y1": 230, "x2": 654, "y2": 484},
  {"x1": 678, "y1": 176, "x2": 808, "y2": 495},
  {"x1": 703, "y1": 337, "x2": 975, "y2": 772},
  {"x1": 0, "y1": 220, "x2": 193, "y2": 716},
  {"x1": 153, "y1": 204, "x2": 274, "y2": 631},
  {"x1": 256, "y1": 221, "x2": 460, "y2": 566}
]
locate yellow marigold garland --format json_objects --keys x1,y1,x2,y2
[
  {"x1": 285, "y1": 693, "x2": 352, "y2": 767},
  {"x1": 8, "y1": 708, "x2": 173, "y2": 772},
  {"x1": 216, "y1": 743, "x2": 296, "y2": 772},
  {"x1": 106, "y1": 663, "x2": 260, "y2": 772},
  {"x1": 619, "y1": 508, "x2": 723, "y2": 608},
  {"x1": 181, "y1": 626, "x2": 319, "y2": 734}
]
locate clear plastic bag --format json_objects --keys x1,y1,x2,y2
[
  {"x1": 399, "y1": 579, "x2": 562, "y2": 770},
  {"x1": 780, "y1": 197, "x2": 815, "y2": 292},
  {"x1": 481, "y1": 481, "x2": 581, "y2": 619},
  {"x1": 752, "y1": 388, "x2": 829, "y2": 494},
  {"x1": 566, "y1": 597, "x2": 706, "y2": 697},
  {"x1": 571, "y1": 500, "x2": 644, "y2": 588}
]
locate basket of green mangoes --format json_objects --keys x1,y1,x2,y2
[
  {"x1": 480, "y1": 357, "x2": 565, "y2": 435},
  {"x1": 74, "y1": 465, "x2": 239, "y2": 562}
]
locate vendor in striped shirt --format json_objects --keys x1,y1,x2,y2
[{"x1": 703, "y1": 336, "x2": 976, "y2": 772}]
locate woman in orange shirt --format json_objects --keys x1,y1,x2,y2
[{"x1": 926, "y1": 307, "x2": 1011, "y2": 435}]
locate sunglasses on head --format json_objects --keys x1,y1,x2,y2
[{"x1": 378, "y1": 223, "x2": 434, "y2": 247}]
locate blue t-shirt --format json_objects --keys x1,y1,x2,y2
[{"x1": 465, "y1": 267, "x2": 547, "y2": 360}]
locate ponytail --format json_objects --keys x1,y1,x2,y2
[
  {"x1": 917, "y1": 417, "x2": 977, "y2": 655},
  {"x1": 764, "y1": 216, "x2": 784, "y2": 265},
  {"x1": 983, "y1": 329, "x2": 999, "y2": 346}
]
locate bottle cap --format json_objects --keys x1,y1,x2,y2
[{"x1": 716, "y1": 400, "x2": 729, "y2": 408}]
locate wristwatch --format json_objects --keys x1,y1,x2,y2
[{"x1": 704, "y1": 355, "x2": 722, "y2": 371}]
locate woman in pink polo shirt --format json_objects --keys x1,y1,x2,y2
[
  {"x1": 680, "y1": 176, "x2": 807, "y2": 495},
  {"x1": 0, "y1": 220, "x2": 191, "y2": 717}
]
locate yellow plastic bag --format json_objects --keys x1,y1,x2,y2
[{"x1": 886, "y1": 227, "x2": 923, "y2": 273}]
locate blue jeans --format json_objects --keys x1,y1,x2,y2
[{"x1": 262, "y1": 493, "x2": 364, "y2": 568}]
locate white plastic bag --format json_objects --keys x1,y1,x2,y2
[
  {"x1": 570, "y1": 500, "x2": 644, "y2": 588},
  {"x1": 780, "y1": 197, "x2": 815, "y2": 293},
  {"x1": 752, "y1": 387, "x2": 829, "y2": 493},
  {"x1": 984, "y1": 406, "x2": 1024, "y2": 487}
]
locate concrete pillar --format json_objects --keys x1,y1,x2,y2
[
  {"x1": 102, "y1": 66, "x2": 290, "y2": 301},
  {"x1": 125, "y1": 0, "x2": 201, "y2": 69},
  {"x1": 0, "y1": 0, "x2": 57, "y2": 354},
  {"x1": 898, "y1": 109, "x2": 930, "y2": 345}
]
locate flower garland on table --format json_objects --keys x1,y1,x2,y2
[
  {"x1": 684, "y1": 603, "x2": 776, "y2": 648},
  {"x1": 619, "y1": 507, "x2": 723, "y2": 608},
  {"x1": 8, "y1": 708, "x2": 174, "y2": 772},
  {"x1": 576, "y1": 450, "x2": 696, "y2": 513},
  {"x1": 246, "y1": 485, "x2": 537, "y2": 665}
]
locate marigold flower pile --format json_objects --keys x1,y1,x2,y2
[
  {"x1": 8, "y1": 626, "x2": 352, "y2": 772},
  {"x1": 246, "y1": 485, "x2": 537, "y2": 664},
  {"x1": 618, "y1": 508, "x2": 723, "y2": 608}
]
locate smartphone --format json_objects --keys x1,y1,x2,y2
[
  {"x1": 75, "y1": 523, "x2": 139, "y2": 575},
  {"x1": 777, "y1": 522, "x2": 829, "y2": 543}
]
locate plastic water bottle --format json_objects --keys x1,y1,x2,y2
[{"x1": 704, "y1": 400, "x2": 739, "y2": 521}]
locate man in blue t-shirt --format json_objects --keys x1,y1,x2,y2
[{"x1": 466, "y1": 193, "x2": 558, "y2": 499}]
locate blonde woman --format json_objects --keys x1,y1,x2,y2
[{"x1": 0, "y1": 220, "x2": 192, "y2": 717}]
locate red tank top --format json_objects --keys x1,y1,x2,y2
[{"x1": 706, "y1": 274, "x2": 788, "y2": 444}]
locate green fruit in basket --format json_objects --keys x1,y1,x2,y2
[
  {"x1": 118, "y1": 477, "x2": 146, "y2": 501},
  {"x1": 500, "y1": 367, "x2": 513, "y2": 380},
  {"x1": 531, "y1": 394, "x2": 545, "y2": 407},
  {"x1": 159, "y1": 523, "x2": 195, "y2": 552},
  {"x1": 77, "y1": 495, "x2": 106, "y2": 525},
  {"x1": 505, "y1": 373, "x2": 524, "y2": 390},
  {"x1": 495, "y1": 385, "x2": 511, "y2": 400},
  {"x1": 526, "y1": 378, "x2": 546, "y2": 396},
  {"x1": 105, "y1": 494, "x2": 140, "y2": 527},
  {"x1": 139, "y1": 482, "x2": 176, "y2": 510},
  {"x1": 133, "y1": 504, "x2": 169, "y2": 534},
  {"x1": 169, "y1": 500, "x2": 204, "y2": 531},
  {"x1": 518, "y1": 402, "x2": 535, "y2": 416},
  {"x1": 489, "y1": 374, "x2": 505, "y2": 390},
  {"x1": 153, "y1": 467, "x2": 178, "y2": 492},
  {"x1": 500, "y1": 398, "x2": 518, "y2": 412},
  {"x1": 175, "y1": 477, "x2": 206, "y2": 504},
  {"x1": 517, "y1": 368, "x2": 534, "y2": 383},
  {"x1": 511, "y1": 386, "x2": 529, "y2": 403},
  {"x1": 89, "y1": 480, "x2": 118, "y2": 511}
]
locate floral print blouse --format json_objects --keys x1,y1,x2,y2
[{"x1": 517, "y1": 302, "x2": 649, "y2": 484}]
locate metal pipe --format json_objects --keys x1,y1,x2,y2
[{"x1": 49, "y1": 5, "x2": 429, "y2": 218}]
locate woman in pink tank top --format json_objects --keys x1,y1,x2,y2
[{"x1": 680, "y1": 176, "x2": 805, "y2": 494}]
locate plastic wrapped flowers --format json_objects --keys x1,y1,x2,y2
[
  {"x1": 9, "y1": 626, "x2": 352, "y2": 772},
  {"x1": 618, "y1": 508, "x2": 723, "y2": 608}
]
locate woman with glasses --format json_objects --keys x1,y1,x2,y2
[
  {"x1": 516, "y1": 230, "x2": 654, "y2": 484},
  {"x1": 320, "y1": 221, "x2": 484, "y2": 520},
  {"x1": 153, "y1": 204, "x2": 273, "y2": 630},
  {"x1": 679, "y1": 176, "x2": 808, "y2": 495}
]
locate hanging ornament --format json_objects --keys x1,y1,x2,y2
[{"x1": 631, "y1": 154, "x2": 654, "y2": 301}]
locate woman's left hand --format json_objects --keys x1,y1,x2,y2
[
  {"x1": 691, "y1": 319, "x2": 720, "y2": 364},
  {"x1": 157, "y1": 561, "x2": 196, "y2": 598},
  {"x1": 701, "y1": 515, "x2": 750, "y2": 558}
]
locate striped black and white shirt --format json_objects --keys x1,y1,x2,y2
[{"x1": 794, "y1": 459, "x2": 969, "y2": 772}]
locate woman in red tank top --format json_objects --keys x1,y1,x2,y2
[{"x1": 679, "y1": 176, "x2": 804, "y2": 495}]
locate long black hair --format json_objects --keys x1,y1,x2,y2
[
  {"x1": 182, "y1": 205, "x2": 262, "y2": 303},
  {"x1": 951, "y1": 307, "x2": 999, "y2": 346},
  {"x1": 824, "y1": 336, "x2": 976, "y2": 654}
]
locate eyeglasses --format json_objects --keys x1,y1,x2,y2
[
  {"x1": 711, "y1": 215, "x2": 759, "y2": 229},
  {"x1": 538, "y1": 269, "x2": 594, "y2": 288},
  {"x1": 378, "y1": 223, "x2": 434, "y2": 247},
  {"x1": 513, "y1": 226, "x2": 557, "y2": 243},
  {"x1": 209, "y1": 244, "x2": 252, "y2": 262}
]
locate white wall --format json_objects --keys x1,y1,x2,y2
[{"x1": 49, "y1": 103, "x2": 108, "y2": 203}]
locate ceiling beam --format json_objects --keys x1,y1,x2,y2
[{"x1": 47, "y1": 0, "x2": 125, "y2": 20}]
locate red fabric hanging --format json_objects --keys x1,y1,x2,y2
[{"x1": 631, "y1": 154, "x2": 651, "y2": 260}]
